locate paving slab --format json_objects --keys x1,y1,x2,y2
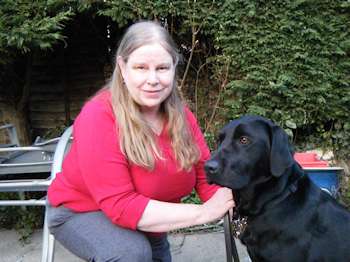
[{"x1": 0, "y1": 229, "x2": 251, "y2": 262}]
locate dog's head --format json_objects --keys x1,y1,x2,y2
[{"x1": 205, "y1": 115, "x2": 294, "y2": 190}]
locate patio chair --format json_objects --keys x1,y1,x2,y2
[{"x1": 0, "y1": 126, "x2": 73, "y2": 262}]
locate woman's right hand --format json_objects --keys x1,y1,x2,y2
[{"x1": 199, "y1": 187, "x2": 235, "y2": 224}]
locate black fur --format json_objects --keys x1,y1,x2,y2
[{"x1": 205, "y1": 115, "x2": 350, "y2": 262}]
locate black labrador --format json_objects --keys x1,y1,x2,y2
[{"x1": 205, "y1": 115, "x2": 350, "y2": 262}]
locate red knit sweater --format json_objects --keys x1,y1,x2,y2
[{"x1": 48, "y1": 90, "x2": 218, "y2": 231}]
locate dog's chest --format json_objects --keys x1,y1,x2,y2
[
  {"x1": 241, "y1": 223, "x2": 312, "y2": 262},
  {"x1": 240, "y1": 215, "x2": 312, "y2": 261}
]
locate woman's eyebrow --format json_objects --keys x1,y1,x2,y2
[{"x1": 157, "y1": 63, "x2": 171, "y2": 66}]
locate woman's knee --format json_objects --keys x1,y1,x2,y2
[
  {"x1": 122, "y1": 241, "x2": 152, "y2": 262},
  {"x1": 122, "y1": 233, "x2": 152, "y2": 262},
  {"x1": 92, "y1": 234, "x2": 152, "y2": 262},
  {"x1": 48, "y1": 209, "x2": 153, "y2": 262}
]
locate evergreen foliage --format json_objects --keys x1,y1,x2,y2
[
  {"x1": 0, "y1": 0, "x2": 73, "y2": 64},
  {"x1": 210, "y1": 0, "x2": 350, "y2": 160}
]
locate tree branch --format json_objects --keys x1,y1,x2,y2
[
  {"x1": 179, "y1": 25, "x2": 198, "y2": 90},
  {"x1": 204, "y1": 61, "x2": 230, "y2": 134}
]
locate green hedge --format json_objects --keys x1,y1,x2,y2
[
  {"x1": 209, "y1": 0, "x2": 350, "y2": 160},
  {"x1": 1, "y1": 0, "x2": 348, "y2": 158}
]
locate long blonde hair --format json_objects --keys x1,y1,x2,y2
[{"x1": 109, "y1": 21, "x2": 200, "y2": 171}]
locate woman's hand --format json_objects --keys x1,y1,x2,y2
[{"x1": 199, "y1": 187, "x2": 235, "y2": 224}]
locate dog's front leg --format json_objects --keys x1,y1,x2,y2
[{"x1": 240, "y1": 228, "x2": 257, "y2": 246}]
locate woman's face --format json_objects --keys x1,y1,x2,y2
[{"x1": 118, "y1": 43, "x2": 175, "y2": 113}]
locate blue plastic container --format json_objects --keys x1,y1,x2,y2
[{"x1": 304, "y1": 167, "x2": 343, "y2": 197}]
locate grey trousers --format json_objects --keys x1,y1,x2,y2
[{"x1": 47, "y1": 204, "x2": 171, "y2": 262}]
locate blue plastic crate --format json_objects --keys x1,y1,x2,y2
[{"x1": 304, "y1": 167, "x2": 343, "y2": 197}]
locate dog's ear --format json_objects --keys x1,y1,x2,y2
[{"x1": 270, "y1": 125, "x2": 294, "y2": 177}]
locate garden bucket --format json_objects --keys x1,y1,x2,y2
[{"x1": 294, "y1": 152, "x2": 343, "y2": 197}]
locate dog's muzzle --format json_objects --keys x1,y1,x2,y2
[{"x1": 205, "y1": 159, "x2": 220, "y2": 176}]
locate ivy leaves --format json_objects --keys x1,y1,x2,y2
[
  {"x1": 209, "y1": 0, "x2": 349, "y2": 158},
  {"x1": 0, "y1": 0, "x2": 348, "y2": 158}
]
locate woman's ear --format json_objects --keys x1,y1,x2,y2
[{"x1": 117, "y1": 56, "x2": 126, "y2": 78}]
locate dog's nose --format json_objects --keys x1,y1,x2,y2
[{"x1": 205, "y1": 160, "x2": 219, "y2": 175}]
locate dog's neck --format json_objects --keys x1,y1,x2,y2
[
  {"x1": 263, "y1": 165, "x2": 306, "y2": 210},
  {"x1": 235, "y1": 163, "x2": 304, "y2": 217}
]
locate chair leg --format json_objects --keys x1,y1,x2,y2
[
  {"x1": 41, "y1": 205, "x2": 55, "y2": 262},
  {"x1": 47, "y1": 234, "x2": 56, "y2": 262}
]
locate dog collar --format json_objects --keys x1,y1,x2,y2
[{"x1": 265, "y1": 172, "x2": 305, "y2": 210}]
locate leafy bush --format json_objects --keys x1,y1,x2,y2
[
  {"x1": 209, "y1": 0, "x2": 349, "y2": 160},
  {"x1": 0, "y1": 193, "x2": 44, "y2": 242},
  {"x1": 1, "y1": 1, "x2": 347, "y2": 158}
]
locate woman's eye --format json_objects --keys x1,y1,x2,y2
[
  {"x1": 239, "y1": 136, "x2": 250, "y2": 145},
  {"x1": 158, "y1": 66, "x2": 169, "y2": 71},
  {"x1": 135, "y1": 65, "x2": 146, "y2": 70}
]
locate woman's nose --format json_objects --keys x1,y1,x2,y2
[{"x1": 146, "y1": 70, "x2": 159, "y2": 85}]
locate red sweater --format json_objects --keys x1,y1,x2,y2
[{"x1": 48, "y1": 90, "x2": 218, "y2": 231}]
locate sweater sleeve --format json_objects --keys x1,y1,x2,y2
[
  {"x1": 185, "y1": 108, "x2": 220, "y2": 202},
  {"x1": 74, "y1": 100, "x2": 150, "y2": 230}
]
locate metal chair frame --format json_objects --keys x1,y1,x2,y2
[{"x1": 0, "y1": 126, "x2": 73, "y2": 262}]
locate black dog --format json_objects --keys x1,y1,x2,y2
[{"x1": 205, "y1": 115, "x2": 350, "y2": 262}]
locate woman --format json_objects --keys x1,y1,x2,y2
[{"x1": 47, "y1": 20, "x2": 234, "y2": 262}]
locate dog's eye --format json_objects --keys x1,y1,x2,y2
[{"x1": 239, "y1": 136, "x2": 250, "y2": 145}]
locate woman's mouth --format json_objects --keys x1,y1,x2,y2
[
  {"x1": 143, "y1": 89, "x2": 162, "y2": 93},
  {"x1": 142, "y1": 89, "x2": 163, "y2": 98}
]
